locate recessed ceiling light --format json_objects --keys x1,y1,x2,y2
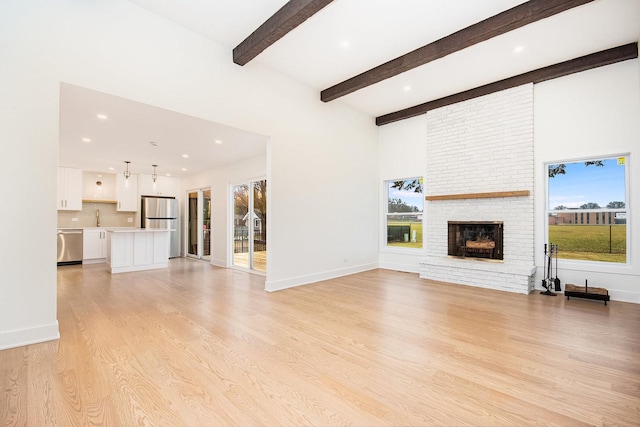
[
  {"x1": 182, "y1": 154, "x2": 189, "y2": 158},
  {"x1": 165, "y1": 173, "x2": 172, "y2": 177},
  {"x1": 96, "y1": 113, "x2": 108, "y2": 120},
  {"x1": 108, "y1": 167, "x2": 115, "y2": 171},
  {"x1": 81, "y1": 137, "x2": 92, "y2": 142},
  {"x1": 514, "y1": 46, "x2": 524, "y2": 54},
  {"x1": 403, "y1": 85, "x2": 411, "y2": 92},
  {"x1": 340, "y1": 40, "x2": 350, "y2": 49},
  {"x1": 214, "y1": 139, "x2": 222, "y2": 144},
  {"x1": 181, "y1": 168, "x2": 187, "y2": 172}
]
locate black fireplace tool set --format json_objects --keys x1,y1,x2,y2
[
  {"x1": 541, "y1": 243, "x2": 561, "y2": 296},
  {"x1": 540, "y1": 243, "x2": 611, "y2": 304}
]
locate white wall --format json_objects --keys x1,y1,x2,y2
[
  {"x1": 534, "y1": 59, "x2": 640, "y2": 303},
  {"x1": 0, "y1": 0, "x2": 378, "y2": 349},
  {"x1": 0, "y1": 6, "x2": 60, "y2": 348},
  {"x1": 378, "y1": 117, "x2": 428, "y2": 272},
  {"x1": 378, "y1": 59, "x2": 640, "y2": 302}
]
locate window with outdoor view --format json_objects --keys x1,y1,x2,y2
[
  {"x1": 386, "y1": 178, "x2": 423, "y2": 248},
  {"x1": 547, "y1": 156, "x2": 628, "y2": 263}
]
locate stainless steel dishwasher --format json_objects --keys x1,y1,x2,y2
[{"x1": 57, "y1": 228, "x2": 83, "y2": 265}]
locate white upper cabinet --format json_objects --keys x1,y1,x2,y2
[
  {"x1": 57, "y1": 167, "x2": 82, "y2": 211},
  {"x1": 138, "y1": 174, "x2": 179, "y2": 197},
  {"x1": 116, "y1": 174, "x2": 138, "y2": 211}
]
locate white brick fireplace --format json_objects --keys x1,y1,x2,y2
[{"x1": 419, "y1": 84, "x2": 536, "y2": 294}]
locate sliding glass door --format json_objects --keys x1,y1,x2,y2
[
  {"x1": 232, "y1": 179, "x2": 266, "y2": 272},
  {"x1": 187, "y1": 188, "x2": 211, "y2": 260}
]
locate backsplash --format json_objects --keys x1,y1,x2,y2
[{"x1": 58, "y1": 202, "x2": 136, "y2": 228}]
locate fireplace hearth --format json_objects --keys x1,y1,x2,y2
[
  {"x1": 448, "y1": 221, "x2": 503, "y2": 260},
  {"x1": 418, "y1": 85, "x2": 534, "y2": 293}
]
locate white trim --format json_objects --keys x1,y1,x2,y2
[
  {"x1": 230, "y1": 264, "x2": 266, "y2": 277},
  {"x1": 532, "y1": 286, "x2": 640, "y2": 304},
  {"x1": 82, "y1": 258, "x2": 106, "y2": 264},
  {"x1": 185, "y1": 187, "x2": 212, "y2": 261},
  {"x1": 0, "y1": 322, "x2": 60, "y2": 351},
  {"x1": 544, "y1": 154, "x2": 631, "y2": 266},
  {"x1": 110, "y1": 262, "x2": 168, "y2": 274},
  {"x1": 382, "y1": 176, "x2": 424, "y2": 251},
  {"x1": 380, "y1": 246, "x2": 427, "y2": 255},
  {"x1": 379, "y1": 261, "x2": 421, "y2": 273},
  {"x1": 265, "y1": 263, "x2": 378, "y2": 292},
  {"x1": 210, "y1": 257, "x2": 226, "y2": 268},
  {"x1": 229, "y1": 177, "x2": 267, "y2": 273}
]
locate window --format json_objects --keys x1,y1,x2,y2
[
  {"x1": 386, "y1": 178, "x2": 423, "y2": 248},
  {"x1": 547, "y1": 156, "x2": 628, "y2": 263}
]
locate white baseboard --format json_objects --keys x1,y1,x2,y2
[
  {"x1": 0, "y1": 322, "x2": 60, "y2": 350},
  {"x1": 209, "y1": 258, "x2": 226, "y2": 268},
  {"x1": 608, "y1": 289, "x2": 640, "y2": 303},
  {"x1": 533, "y1": 285, "x2": 639, "y2": 304},
  {"x1": 265, "y1": 263, "x2": 378, "y2": 292},
  {"x1": 379, "y1": 261, "x2": 420, "y2": 273}
]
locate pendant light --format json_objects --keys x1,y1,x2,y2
[
  {"x1": 123, "y1": 161, "x2": 131, "y2": 180},
  {"x1": 152, "y1": 165, "x2": 158, "y2": 183}
]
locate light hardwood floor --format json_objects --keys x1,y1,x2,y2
[{"x1": 2, "y1": 259, "x2": 639, "y2": 426}]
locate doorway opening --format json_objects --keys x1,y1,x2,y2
[
  {"x1": 232, "y1": 180, "x2": 266, "y2": 272},
  {"x1": 187, "y1": 188, "x2": 211, "y2": 260}
]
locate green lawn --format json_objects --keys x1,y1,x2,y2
[
  {"x1": 548, "y1": 224, "x2": 626, "y2": 263},
  {"x1": 387, "y1": 220, "x2": 423, "y2": 248}
]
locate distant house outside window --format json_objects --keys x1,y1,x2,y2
[
  {"x1": 386, "y1": 178, "x2": 423, "y2": 248},
  {"x1": 547, "y1": 156, "x2": 628, "y2": 263}
]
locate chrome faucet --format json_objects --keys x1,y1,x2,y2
[{"x1": 96, "y1": 208, "x2": 100, "y2": 227}]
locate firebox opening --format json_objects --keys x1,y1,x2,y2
[{"x1": 448, "y1": 221, "x2": 503, "y2": 260}]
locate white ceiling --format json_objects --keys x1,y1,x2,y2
[
  {"x1": 60, "y1": 0, "x2": 640, "y2": 175},
  {"x1": 59, "y1": 83, "x2": 269, "y2": 177}
]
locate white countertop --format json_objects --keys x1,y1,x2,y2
[
  {"x1": 57, "y1": 227, "x2": 167, "y2": 233},
  {"x1": 107, "y1": 228, "x2": 168, "y2": 233},
  {"x1": 57, "y1": 226, "x2": 137, "y2": 230}
]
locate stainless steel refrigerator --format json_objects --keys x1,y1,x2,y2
[{"x1": 141, "y1": 196, "x2": 179, "y2": 258}]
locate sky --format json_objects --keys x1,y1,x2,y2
[
  {"x1": 548, "y1": 157, "x2": 626, "y2": 209},
  {"x1": 388, "y1": 180, "x2": 423, "y2": 211}
]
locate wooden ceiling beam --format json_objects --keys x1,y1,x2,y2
[
  {"x1": 321, "y1": 0, "x2": 594, "y2": 102},
  {"x1": 376, "y1": 43, "x2": 638, "y2": 126},
  {"x1": 233, "y1": 0, "x2": 334, "y2": 66}
]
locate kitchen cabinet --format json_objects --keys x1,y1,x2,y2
[
  {"x1": 57, "y1": 167, "x2": 82, "y2": 211},
  {"x1": 116, "y1": 174, "x2": 138, "y2": 211},
  {"x1": 83, "y1": 228, "x2": 107, "y2": 262},
  {"x1": 106, "y1": 229, "x2": 169, "y2": 273},
  {"x1": 138, "y1": 174, "x2": 179, "y2": 197}
]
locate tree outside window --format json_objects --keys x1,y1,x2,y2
[
  {"x1": 386, "y1": 178, "x2": 423, "y2": 248},
  {"x1": 547, "y1": 156, "x2": 628, "y2": 263}
]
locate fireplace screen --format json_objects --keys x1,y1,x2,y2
[{"x1": 448, "y1": 221, "x2": 503, "y2": 260}]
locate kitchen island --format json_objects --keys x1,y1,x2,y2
[{"x1": 106, "y1": 228, "x2": 169, "y2": 274}]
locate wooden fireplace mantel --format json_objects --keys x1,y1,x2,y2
[{"x1": 425, "y1": 190, "x2": 530, "y2": 201}]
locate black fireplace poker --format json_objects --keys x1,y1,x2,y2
[{"x1": 541, "y1": 243, "x2": 557, "y2": 296}]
